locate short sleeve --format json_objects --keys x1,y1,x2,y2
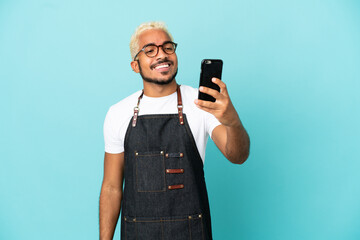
[
  {"x1": 204, "y1": 111, "x2": 221, "y2": 138},
  {"x1": 103, "y1": 107, "x2": 124, "y2": 154}
]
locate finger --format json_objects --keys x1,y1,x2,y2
[
  {"x1": 194, "y1": 99, "x2": 217, "y2": 110},
  {"x1": 212, "y1": 78, "x2": 228, "y2": 95},
  {"x1": 194, "y1": 101, "x2": 217, "y2": 114},
  {"x1": 199, "y1": 86, "x2": 221, "y2": 99}
]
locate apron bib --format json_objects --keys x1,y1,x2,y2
[{"x1": 121, "y1": 86, "x2": 213, "y2": 240}]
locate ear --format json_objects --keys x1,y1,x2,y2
[{"x1": 131, "y1": 60, "x2": 140, "y2": 73}]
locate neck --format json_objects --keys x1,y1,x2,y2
[{"x1": 143, "y1": 80, "x2": 178, "y2": 97}]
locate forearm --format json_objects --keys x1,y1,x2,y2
[
  {"x1": 224, "y1": 117, "x2": 250, "y2": 164},
  {"x1": 99, "y1": 185, "x2": 122, "y2": 240},
  {"x1": 195, "y1": 78, "x2": 250, "y2": 164}
]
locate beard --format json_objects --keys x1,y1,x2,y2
[{"x1": 138, "y1": 60, "x2": 178, "y2": 85}]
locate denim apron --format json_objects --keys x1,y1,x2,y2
[{"x1": 120, "y1": 86, "x2": 213, "y2": 240}]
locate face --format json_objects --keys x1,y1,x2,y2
[{"x1": 131, "y1": 29, "x2": 178, "y2": 85}]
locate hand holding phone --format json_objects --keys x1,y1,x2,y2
[{"x1": 198, "y1": 59, "x2": 223, "y2": 102}]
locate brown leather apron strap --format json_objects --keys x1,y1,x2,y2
[
  {"x1": 132, "y1": 85, "x2": 183, "y2": 127},
  {"x1": 176, "y1": 85, "x2": 184, "y2": 125},
  {"x1": 132, "y1": 90, "x2": 144, "y2": 127}
]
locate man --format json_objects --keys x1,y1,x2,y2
[{"x1": 99, "y1": 21, "x2": 250, "y2": 240}]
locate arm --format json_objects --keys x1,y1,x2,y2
[
  {"x1": 99, "y1": 152, "x2": 125, "y2": 240},
  {"x1": 195, "y1": 78, "x2": 250, "y2": 164}
]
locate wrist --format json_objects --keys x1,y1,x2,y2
[{"x1": 223, "y1": 114, "x2": 241, "y2": 128}]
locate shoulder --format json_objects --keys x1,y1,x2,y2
[
  {"x1": 108, "y1": 90, "x2": 142, "y2": 115},
  {"x1": 105, "y1": 90, "x2": 142, "y2": 123},
  {"x1": 110, "y1": 90, "x2": 142, "y2": 112}
]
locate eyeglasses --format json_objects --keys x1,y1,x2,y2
[{"x1": 134, "y1": 41, "x2": 178, "y2": 60}]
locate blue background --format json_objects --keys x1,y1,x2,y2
[{"x1": 1, "y1": 0, "x2": 359, "y2": 239}]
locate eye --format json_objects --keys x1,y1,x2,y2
[
  {"x1": 144, "y1": 45, "x2": 157, "y2": 55},
  {"x1": 163, "y1": 44, "x2": 175, "y2": 52},
  {"x1": 145, "y1": 49, "x2": 155, "y2": 54}
]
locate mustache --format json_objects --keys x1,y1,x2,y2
[{"x1": 150, "y1": 59, "x2": 173, "y2": 70}]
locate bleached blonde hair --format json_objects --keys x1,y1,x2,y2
[{"x1": 130, "y1": 21, "x2": 174, "y2": 60}]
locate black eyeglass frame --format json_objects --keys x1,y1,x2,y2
[{"x1": 133, "y1": 41, "x2": 178, "y2": 61}]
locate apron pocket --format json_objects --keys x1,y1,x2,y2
[
  {"x1": 124, "y1": 214, "x2": 204, "y2": 240},
  {"x1": 136, "y1": 150, "x2": 166, "y2": 192},
  {"x1": 124, "y1": 217, "x2": 162, "y2": 240}
]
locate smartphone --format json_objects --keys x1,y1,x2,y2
[{"x1": 198, "y1": 59, "x2": 223, "y2": 102}]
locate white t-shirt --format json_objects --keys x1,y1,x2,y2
[{"x1": 103, "y1": 85, "x2": 221, "y2": 162}]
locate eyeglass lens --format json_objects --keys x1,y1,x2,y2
[{"x1": 144, "y1": 42, "x2": 176, "y2": 58}]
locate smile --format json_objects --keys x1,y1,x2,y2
[
  {"x1": 151, "y1": 62, "x2": 172, "y2": 72},
  {"x1": 154, "y1": 64, "x2": 170, "y2": 70}
]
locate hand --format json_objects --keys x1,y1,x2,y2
[{"x1": 194, "y1": 78, "x2": 240, "y2": 127}]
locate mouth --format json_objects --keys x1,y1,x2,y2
[{"x1": 151, "y1": 61, "x2": 172, "y2": 72}]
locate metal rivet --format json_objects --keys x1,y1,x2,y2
[
  {"x1": 198, "y1": 214, "x2": 202, "y2": 218},
  {"x1": 160, "y1": 151, "x2": 164, "y2": 155},
  {"x1": 135, "y1": 152, "x2": 138, "y2": 156},
  {"x1": 168, "y1": 186, "x2": 172, "y2": 190},
  {"x1": 188, "y1": 216, "x2": 192, "y2": 219},
  {"x1": 124, "y1": 217, "x2": 127, "y2": 220},
  {"x1": 133, "y1": 218, "x2": 136, "y2": 222},
  {"x1": 180, "y1": 153, "x2": 183, "y2": 157},
  {"x1": 165, "y1": 153, "x2": 169, "y2": 158},
  {"x1": 180, "y1": 122, "x2": 183, "y2": 124},
  {"x1": 179, "y1": 116, "x2": 183, "y2": 118},
  {"x1": 166, "y1": 169, "x2": 169, "y2": 173}
]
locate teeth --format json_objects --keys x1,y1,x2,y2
[{"x1": 155, "y1": 64, "x2": 169, "y2": 70}]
